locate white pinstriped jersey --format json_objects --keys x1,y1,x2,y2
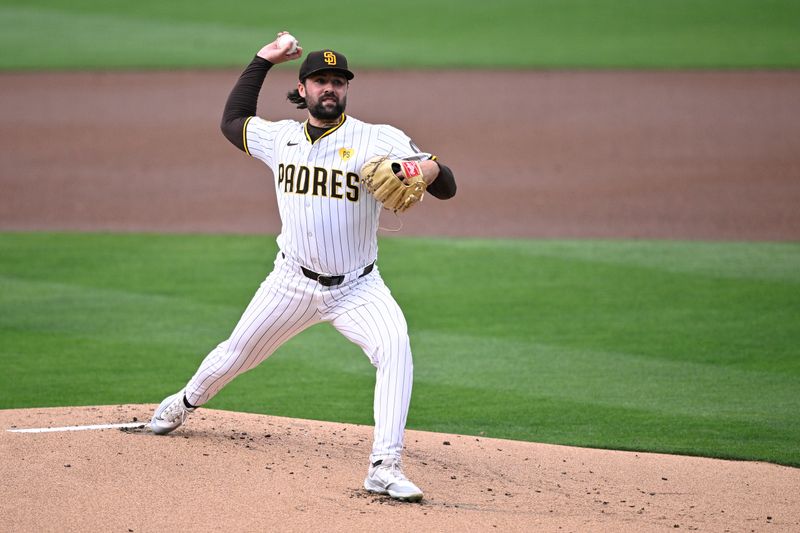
[{"x1": 244, "y1": 114, "x2": 424, "y2": 275}]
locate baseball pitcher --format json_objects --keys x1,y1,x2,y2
[{"x1": 149, "y1": 32, "x2": 457, "y2": 502}]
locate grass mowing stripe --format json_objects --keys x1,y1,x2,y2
[
  {"x1": 430, "y1": 238, "x2": 800, "y2": 283},
  {"x1": 413, "y1": 332, "x2": 798, "y2": 419},
  {"x1": 0, "y1": 6, "x2": 271, "y2": 70},
  {"x1": 382, "y1": 238, "x2": 799, "y2": 371},
  {"x1": 1, "y1": 232, "x2": 798, "y2": 466},
  {"x1": 1, "y1": 1, "x2": 800, "y2": 69},
  {"x1": 0, "y1": 273, "x2": 239, "y2": 342},
  {"x1": 0, "y1": 232, "x2": 275, "y2": 305}
]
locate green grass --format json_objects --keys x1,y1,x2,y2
[
  {"x1": 1, "y1": 233, "x2": 799, "y2": 466},
  {"x1": 1, "y1": 0, "x2": 799, "y2": 69}
]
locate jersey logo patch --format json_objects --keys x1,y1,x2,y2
[
  {"x1": 401, "y1": 161, "x2": 421, "y2": 178},
  {"x1": 338, "y1": 147, "x2": 353, "y2": 160},
  {"x1": 324, "y1": 51, "x2": 337, "y2": 65}
]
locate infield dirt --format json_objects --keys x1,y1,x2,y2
[
  {"x1": 2, "y1": 405, "x2": 799, "y2": 532},
  {"x1": 1, "y1": 69, "x2": 799, "y2": 240},
  {"x1": 1, "y1": 69, "x2": 799, "y2": 532}
]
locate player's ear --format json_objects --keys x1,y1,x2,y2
[{"x1": 297, "y1": 81, "x2": 306, "y2": 98}]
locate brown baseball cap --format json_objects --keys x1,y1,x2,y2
[{"x1": 299, "y1": 50, "x2": 355, "y2": 81}]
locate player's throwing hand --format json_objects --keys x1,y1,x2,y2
[{"x1": 257, "y1": 31, "x2": 303, "y2": 63}]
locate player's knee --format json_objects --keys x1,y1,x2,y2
[
  {"x1": 206, "y1": 343, "x2": 253, "y2": 380},
  {"x1": 378, "y1": 332, "x2": 412, "y2": 363}
]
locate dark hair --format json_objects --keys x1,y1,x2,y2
[{"x1": 287, "y1": 88, "x2": 307, "y2": 109}]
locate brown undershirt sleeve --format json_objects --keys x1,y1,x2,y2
[
  {"x1": 220, "y1": 56, "x2": 273, "y2": 151},
  {"x1": 427, "y1": 162, "x2": 456, "y2": 199}
]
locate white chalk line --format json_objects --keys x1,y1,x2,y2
[{"x1": 7, "y1": 422, "x2": 146, "y2": 433}]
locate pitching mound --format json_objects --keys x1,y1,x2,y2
[{"x1": 1, "y1": 405, "x2": 797, "y2": 532}]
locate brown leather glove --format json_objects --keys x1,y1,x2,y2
[{"x1": 360, "y1": 156, "x2": 427, "y2": 213}]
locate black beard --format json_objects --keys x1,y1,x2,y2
[{"x1": 308, "y1": 96, "x2": 346, "y2": 120}]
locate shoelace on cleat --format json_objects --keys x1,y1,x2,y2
[
  {"x1": 160, "y1": 400, "x2": 185, "y2": 423},
  {"x1": 379, "y1": 459, "x2": 409, "y2": 481}
]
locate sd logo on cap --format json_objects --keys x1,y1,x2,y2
[{"x1": 299, "y1": 50, "x2": 355, "y2": 81}]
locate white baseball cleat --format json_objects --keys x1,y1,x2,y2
[
  {"x1": 363, "y1": 457, "x2": 423, "y2": 502},
  {"x1": 150, "y1": 389, "x2": 195, "y2": 435}
]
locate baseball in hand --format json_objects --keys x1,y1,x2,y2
[{"x1": 277, "y1": 33, "x2": 299, "y2": 55}]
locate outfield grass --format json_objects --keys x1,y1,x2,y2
[
  {"x1": 1, "y1": 233, "x2": 798, "y2": 466},
  {"x1": 1, "y1": 0, "x2": 799, "y2": 69}
]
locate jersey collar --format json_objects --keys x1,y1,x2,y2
[{"x1": 304, "y1": 114, "x2": 347, "y2": 144}]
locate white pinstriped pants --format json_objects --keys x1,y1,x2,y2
[{"x1": 184, "y1": 252, "x2": 413, "y2": 463}]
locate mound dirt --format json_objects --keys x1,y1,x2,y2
[{"x1": 1, "y1": 405, "x2": 798, "y2": 532}]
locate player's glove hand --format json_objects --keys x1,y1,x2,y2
[{"x1": 360, "y1": 156, "x2": 427, "y2": 213}]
